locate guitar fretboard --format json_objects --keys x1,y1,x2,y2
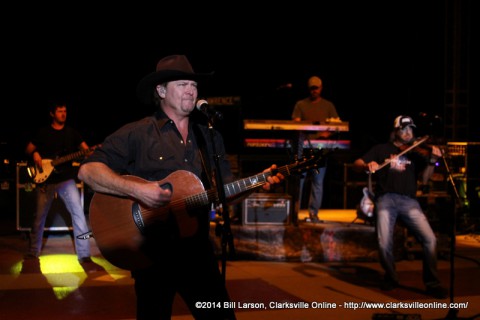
[
  {"x1": 51, "y1": 147, "x2": 95, "y2": 167},
  {"x1": 183, "y1": 158, "x2": 319, "y2": 210}
]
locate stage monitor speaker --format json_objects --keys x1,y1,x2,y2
[
  {"x1": 16, "y1": 162, "x2": 83, "y2": 232},
  {"x1": 242, "y1": 193, "x2": 291, "y2": 225}
]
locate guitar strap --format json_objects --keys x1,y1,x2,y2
[{"x1": 192, "y1": 124, "x2": 214, "y2": 190}]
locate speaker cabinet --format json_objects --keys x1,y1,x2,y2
[
  {"x1": 242, "y1": 193, "x2": 291, "y2": 225},
  {"x1": 16, "y1": 162, "x2": 83, "y2": 231}
]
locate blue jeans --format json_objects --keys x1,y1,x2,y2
[
  {"x1": 29, "y1": 179, "x2": 91, "y2": 259},
  {"x1": 376, "y1": 193, "x2": 440, "y2": 288},
  {"x1": 299, "y1": 166, "x2": 326, "y2": 217}
]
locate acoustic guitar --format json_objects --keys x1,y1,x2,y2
[{"x1": 89, "y1": 154, "x2": 323, "y2": 270}]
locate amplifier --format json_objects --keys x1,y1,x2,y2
[{"x1": 242, "y1": 193, "x2": 291, "y2": 225}]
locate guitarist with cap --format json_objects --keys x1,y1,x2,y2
[{"x1": 24, "y1": 100, "x2": 94, "y2": 264}]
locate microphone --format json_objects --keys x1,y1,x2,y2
[
  {"x1": 196, "y1": 99, "x2": 223, "y2": 120},
  {"x1": 196, "y1": 99, "x2": 209, "y2": 112}
]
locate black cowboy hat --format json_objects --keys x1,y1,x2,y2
[{"x1": 136, "y1": 55, "x2": 213, "y2": 105}]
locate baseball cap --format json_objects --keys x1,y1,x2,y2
[
  {"x1": 394, "y1": 115, "x2": 416, "y2": 129},
  {"x1": 308, "y1": 76, "x2": 322, "y2": 89}
]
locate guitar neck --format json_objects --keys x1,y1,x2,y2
[
  {"x1": 50, "y1": 146, "x2": 96, "y2": 167},
  {"x1": 51, "y1": 150, "x2": 87, "y2": 167},
  {"x1": 185, "y1": 171, "x2": 276, "y2": 209},
  {"x1": 222, "y1": 162, "x2": 306, "y2": 199},
  {"x1": 182, "y1": 156, "x2": 320, "y2": 210}
]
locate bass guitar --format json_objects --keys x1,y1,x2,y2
[
  {"x1": 28, "y1": 146, "x2": 99, "y2": 184},
  {"x1": 89, "y1": 154, "x2": 323, "y2": 270}
]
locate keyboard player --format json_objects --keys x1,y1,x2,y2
[{"x1": 291, "y1": 76, "x2": 341, "y2": 223}]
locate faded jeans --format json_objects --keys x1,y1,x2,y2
[
  {"x1": 299, "y1": 166, "x2": 326, "y2": 217},
  {"x1": 29, "y1": 179, "x2": 91, "y2": 259},
  {"x1": 376, "y1": 192, "x2": 440, "y2": 288}
]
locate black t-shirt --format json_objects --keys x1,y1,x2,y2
[
  {"x1": 31, "y1": 125, "x2": 84, "y2": 184},
  {"x1": 360, "y1": 142, "x2": 428, "y2": 198}
]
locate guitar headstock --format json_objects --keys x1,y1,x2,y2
[{"x1": 289, "y1": 151, "x2": 326, "y2": 174}]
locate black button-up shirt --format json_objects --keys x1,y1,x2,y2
[{"x1": 83, "y1": 109, "x2": 233, "y2": 241}]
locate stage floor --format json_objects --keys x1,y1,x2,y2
[
  {"x1": 213, "y1": 209, "x2": 379, "y2": 262},
  {"x1": 1, "y1": 220, "x2": 479, "y2": 320},
  {"x1": 1, "y1": 207, "x2": 479, "y2": 319}
]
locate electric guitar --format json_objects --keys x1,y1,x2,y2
[
  {"x1": 28, "y1": 145, "x2": 99, "y2": 184},
  {"x1": 89, "y1": 154, "x2": 323, "y2": 270}
]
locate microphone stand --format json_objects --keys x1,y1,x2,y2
[
  {"x1": 204, "y1": 115, "x2": 235, "y2": 281},
  {"x1": 441, "y1": 148, "x2": 462, "y2": 319}
]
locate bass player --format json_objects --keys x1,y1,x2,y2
[{"x1": 24, "y1": 100, "x2": 93, "y2": 263}]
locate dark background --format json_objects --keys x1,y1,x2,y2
[{"x1": 1, "y1": 1, "x2": 477, "y2": 161}]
